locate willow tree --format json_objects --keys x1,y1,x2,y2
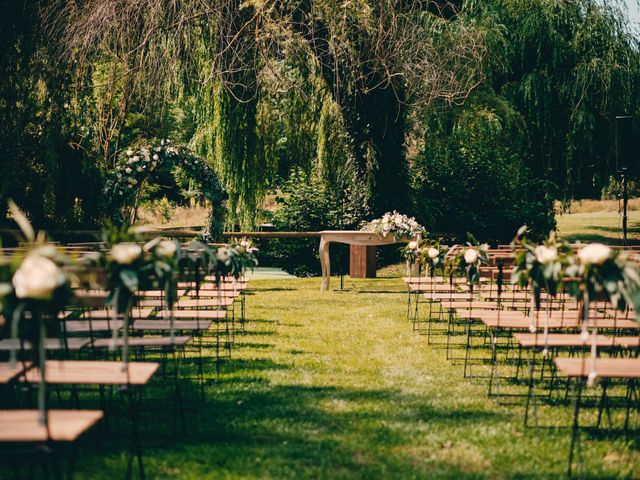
[
  {"x1": 47, "y1": 0, "x2": 486, "y2": 224},
  {"x1": 466, "y1": 0, "x2": 640, "y2": 198}
]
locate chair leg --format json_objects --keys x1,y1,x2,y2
[{"x1": 568, "y1": 379, "x2": 583, "y2": 478}]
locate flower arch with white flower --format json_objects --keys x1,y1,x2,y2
[{"x1": 104, "y1": 140, "x2": 227, "y2": 241}]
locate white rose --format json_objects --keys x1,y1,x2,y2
[
  {"x1": 111, "y1": 243, "x2": 142, "y2": 265},
  {"x1": 156, "y1": 240, "x2": 177, "y2": 258},
  {"x1": 464, "y1": 248, "x2": 479, "y2": 264},
  {"x1": 534, "y1": 245, "x2": 558, "y2": 264},
  {"x1": 125, "y1": 167, "x2": 132, "y2": 174},
  {"x1": 12, "y1": 255, "x2": 66, "y2": 300},
  {"x1": 126, "y1": 149, "x2": 133, "y2": 156},
  {"x1": 428, "y1": 247, "x2": 440, "y2": 259},
  {"x1": 217, "y1": 247, "x2": 231, "y2": 265},
  {"x1": 132, "y1": 156, "x2": 140, "y2": 162},
  {"x1": 578, "y1": 243, "x2": 612, "y2": 265},
  {"x1": 408, "y1": 241, "x2": 418, "y2": 251},
  {"x1": 153, "y1": 154, "x2": 159, "y2": 161}
]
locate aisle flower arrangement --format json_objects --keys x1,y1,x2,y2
[
  {"x1": 510, "y1": 226, "x2": 573, "y2": 344},
  {"x1": 446, "y1": 234, "x2": 490, "y2": 288},
  {"x1": 0, "y1": 202, "x2": 75, "y2": 425},
  {"x1": 420, "y1": 242, "x2": 446, "y2": 277},
  {"x1": 511, "y1": 227, "x2": 573, "y2": 306},
  {"x1": 565, "y1": 242, "x2": 640, "y2": 385},
  {"x1": 362, "y1": 211, "x2": 425, "y2": 240},
  {"x1": 93, "y1": 229, "x2": 259, "y2": 371}
]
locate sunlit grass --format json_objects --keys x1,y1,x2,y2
[
  {"x1": 556, "y1": 210, "x2": 640, "y2": 244},
  {"x1": 56, "y1": 276, "x2": 640, "y2": 478}
]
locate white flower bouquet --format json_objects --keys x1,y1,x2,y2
[{"x1": 362, "y1": 211, "x2": 425, "y2": 240}]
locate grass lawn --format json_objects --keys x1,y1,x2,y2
[
  {"x1": 60, "y1": 276, "x2": 640, "y2": 479},
  {"x1": 556, "y1": 210, "x2": 640, "y2": 244}
]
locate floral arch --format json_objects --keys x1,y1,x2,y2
[{"x1": 104, "y1": 140, "x2": 227, "y2": 240}]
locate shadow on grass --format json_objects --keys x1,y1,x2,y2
[
  {"x1": 251, "y1": 287, "x2": 297, "y2": 292},
  {"x1": 562, "y1": 222, "x2": 640, "y2": 245},
  {"x1": 161, "y1": 384, "x2": 508, "y2": 478}
]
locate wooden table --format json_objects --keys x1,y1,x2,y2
[{"x1": 319, "y1": 230, "x2": 416, "y2": 291}]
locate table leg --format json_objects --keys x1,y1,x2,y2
[{"x1": 319, "y1": 238, "x2": 331, "y2": 292}]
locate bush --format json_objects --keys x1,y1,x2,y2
[
  {"x1": 412, "y1": 105, "x2": 556, "y2": 243},
  {"x1": 269, "y1": 168, "x2": 370, "y2": 277},
  {"x1": 601, "y1": 175, "x2": 640, "y2": 200}
]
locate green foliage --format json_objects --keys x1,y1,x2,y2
[
  {"x1": 269, "y1": 168, "x2": 370, "y2": 277},
  {"x1": 600, "y1": 175, "x2": 640, "y2": 200},
  {"x1": 0, "y1": 1, "x2": 101, "y2": 228},
  {"x1": 412, "y1": 99, "x2": 556, "y2": 242},
  {"x1": 511, "y1": 229, "x2": 573, "y2": 308},
  {"x1": 3, "y1": 0, "x2": 640, "y2": 234},
  {"x1": 466, "y1": 0, "x2": 640, "y2": 198}
]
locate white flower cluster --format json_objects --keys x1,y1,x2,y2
[
  {"x1": 364, "y1": 211, "x2": 424, "y2": 239},
  {"x1": 113, "y1": 140, "x2": 172, "y2": 194},
  {"x1": 12, "y1": 252, "x2": 66, "y2": 300}
]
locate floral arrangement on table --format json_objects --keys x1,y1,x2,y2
[
  {"x1": 362, "y1": 211, "x2": 425, "y2": 240},
  {"x1": 0, "y1": 202, "x2": 76, "y2": 425},
  {"x1": 104, "y1": 140, "x2": 227, "y2": 241},
  {"x1": 445, "y1": 234, "x2": 490, "y2": 288}
]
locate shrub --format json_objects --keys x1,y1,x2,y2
[
  {"x1": 412, "y1": 105, "x2": 556, "y2": 242},
  {"x1": 269, "y1": 168, "x2": 370, "y2": 277},
  {"x1": 601, "y1": 175, "x2": 640, "y2": 200}
]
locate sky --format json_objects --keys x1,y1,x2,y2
[{"x1": 625, "y1": 0, "x2": 640, "y2": 29}]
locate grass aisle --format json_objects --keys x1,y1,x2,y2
[{"x1": 78, "y1": 277, "x2": 638, "y2": 479}]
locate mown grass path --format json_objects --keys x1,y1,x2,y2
[{"x1": 75, "y1": 277, "x2": 638, "y2": 479}]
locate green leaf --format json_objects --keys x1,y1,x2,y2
[{"x1": 119, "y1": 269, "x2": 139, "y2": 293}]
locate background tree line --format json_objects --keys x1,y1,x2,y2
[{"x1": 1, "y1": 0, "x2": 639, "y2": 243}]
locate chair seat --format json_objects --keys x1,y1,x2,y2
[
  {"x1": 63, "y1": 320, "x2": 123, "y2": 333},
  {"x1": 161, "y1": 309, "x2": 227, "y2": 319},
  {"x1": 0, "y1": 338, "x2": 90, "y2": 351},
  {"x1": 91, "y1": 336, "x2": 191, "y2": 348},
  {"x1": 24, "y1": 360, "x2": 159, "y2": 386},
  {"x1": 0, "y1": 410, "x2": 103, "y2": 442},
  {"x1": 514, "y1": 333, "x2": 627, "y2": 348},
  {"x1": 0, "y1": 362, "x2": 30, "y2": 384},
  {"x1": 130, "y1": 319, "x2": 213, "y2": 331},
  {"x1": 554, "y1": 357, "x2": 640, "y2": 379},
  {"x1": 175, "y1": 298, "x2": 234, "y2": 308}
]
